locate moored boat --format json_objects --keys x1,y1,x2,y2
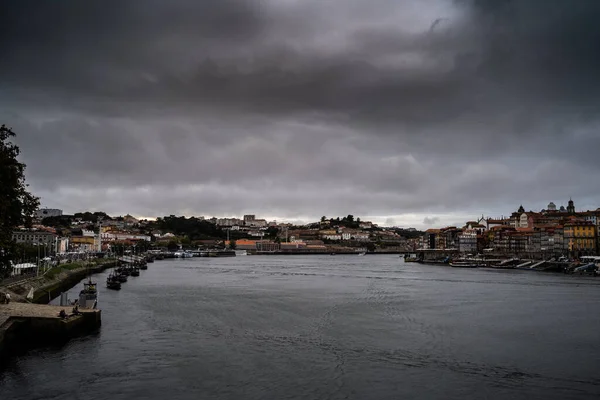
[
  {"x1": 78, "y1": 279, "x2": 98, "y2": 308},
  {"x1": 450, "y1": 260, "x2": 484, "y2": 268},
  {"x1": 106, "y1": 273, "x2": 121, "y2": 290}
]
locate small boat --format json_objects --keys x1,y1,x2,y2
[
  {"x1": 116, "y1": 273, "x2": 128, "y2": 283},
  {"x1": 78, "y1": 278, "x2": 98, "y2": 309},
  {"x1": 106, "y1": 273, "x2": 121, "y2": 290},
  {"x1": 450, "y1": 260, "x2": 485, "y2": 268},
  {"x1": 235, "y1": 250, "x2": 248, "y2": 256},
  {"x1": 139, "y1": 262, "x2": 148, "y2": 270},
  {"x1": 358, "y1": 252, "x2": 366, "y2": 256},
  {"x1": 403, "y1": 253, "x2": 420, "y2": 262},
  {"x1": 208, "y1": 250, "x2": 236, "y2": 257},
  {"x1": 130, "y1": 267, "x2": 140, "y2": 277}
]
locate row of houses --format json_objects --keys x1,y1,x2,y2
[
  {"x1": 12, "y1": 225, "x2": 151, "y2": 253},
  {"x1": 421, "y1": 201, "x2": 600, "y2": 256}
]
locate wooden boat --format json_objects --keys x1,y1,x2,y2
[
  {"x1": 106, "y1": 273, "x2": 122, "y2": 290},
  {"x1": 78, "y1": 279, "x2": 98, "y2": 308}
]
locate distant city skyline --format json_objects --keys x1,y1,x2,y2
[{"x1": 35, "y1": 197, "x2": 600, "y2": 230}]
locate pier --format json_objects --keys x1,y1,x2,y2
[{"x1": 0, "y1": 302, "x2": 101, "y2": 360}]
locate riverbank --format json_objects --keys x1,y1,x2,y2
[
  {"x1": 0, "y1": 259, "x2": 115, "y2": 362},
  {"x1": 1, "y1": 258, "x2": 117, "y2": 304}
]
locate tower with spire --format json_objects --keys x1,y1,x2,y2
[{"x1": 567, "y1": 198, "x2": 575, "y2": 214}]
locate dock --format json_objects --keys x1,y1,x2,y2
[{"x1": 0, "y1": 302, "x2": 101, "y2": 360}]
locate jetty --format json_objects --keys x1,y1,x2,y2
[{"x1": 0, "y1": 301, "x2": 101, "y2": 360}]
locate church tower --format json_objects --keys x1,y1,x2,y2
[{"x1": 567, "y1": 198, "x2": 575, "y2": 214}]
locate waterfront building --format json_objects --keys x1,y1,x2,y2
[
  {"x1": 487, "y1": 226, "x2": 514, "y2": 253},
  {"x1": 564, "y1": 219, "x2": 596, "y2": 256},
  {"x1": 458, "y1": 230, "x2": 478, "y2": 253},
  {"x1": 423, "y1": 229, "x2": 440, "y2": 249},
  {"x1": 509, "y1": 230, "x2": 532, "y2": 254}
]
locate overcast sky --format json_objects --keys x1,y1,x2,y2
[{"x1": 2, "y1": 0, "x2": 600, "y2": 228}]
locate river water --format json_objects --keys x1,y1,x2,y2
[{"x1": 1, "y1": 255, "x2": 600, "y2": 399}]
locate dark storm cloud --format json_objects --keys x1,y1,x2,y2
[{"x1": 2, "y1": 0, "x2": 600, "y2": 226}]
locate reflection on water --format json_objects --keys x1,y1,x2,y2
[{"x1": 2, "y1": 256, "x2": 600, "y2": 400}]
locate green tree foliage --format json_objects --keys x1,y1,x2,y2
[
  {"x1": 329, "y1": 215, "x2": 360, "y2": 229},
  {"x1": 73, "y1": 211, "x2": 110, "y2": 223},
  {"x1": 0, "y1": 125, "x2": 40, "y2": 277},
  {"x1": 264, "y1": 226, "x2": 279, "y2": 239},
  {"x1": 229, "y1": 240, "x2": 237, "y2": 250},
  {"x1": 148, "y1": 215, "x2": 225, "y2": 240}
]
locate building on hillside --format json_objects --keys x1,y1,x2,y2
[
  {"x1": 216, "y1": 218, "x2": 244, "y2": 227},
  {"x1": 485, "y1": 218, "x2": 509, "y2": 230},
  {"x1": 100, "y1": 232, "x2": 151, "y2": 242},
  {"x1": 246, "y1": 219, "x2": 267, "y2": 228},
  {"x1": 69, "y1": 236, "x2": 96, "y2": 252},
  {"x1": 464, "y1": 221, "x2": 486, "y2": 234},
  {"x1": 12, "y1": 230, "x2": 58, "y2": 247}
]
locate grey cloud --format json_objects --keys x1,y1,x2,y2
[
  {"x1": 2, "y1": 0, "x2": 600, "y2": 227},
  {"x1": 423, "y1": 217, "x2": 440, "y2": 226}
]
